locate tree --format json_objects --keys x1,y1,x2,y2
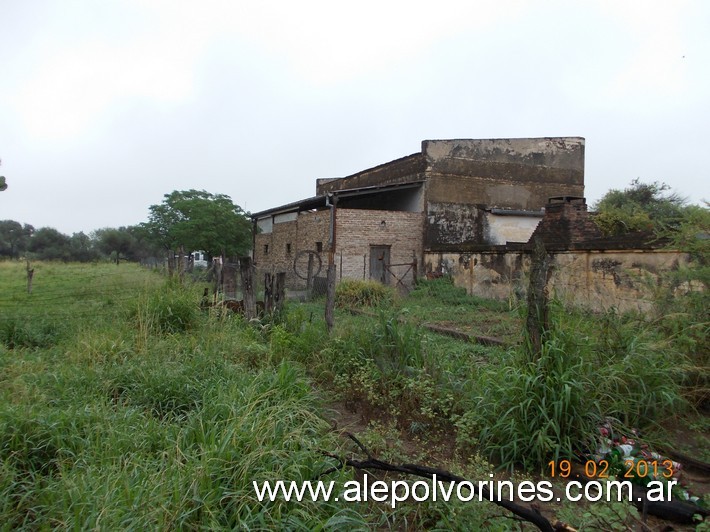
[
  {"x1": 660, "y1": 202, "x2": 709, "y2": 258},
  {"x1": 67, "y1": 231, "x2": 100, "y2": 262},
  {"x1": 143, "y1": 190, "x2": 252, "y2": 259},
  {"x1": 28, "y1": 227, "x2": 71, "y2": 261},
  {"x1": 0, "y1": 158, "x2": 7, "y2": 191},
  {"x1": 0, "y1": 220, "x2": 34, "y2": 258},
  {"x1": 94, "y1": 227, "x2": 137, "y2": 265},
  {"x1": 592, "y1": 179, "x2": 688, "y2": 236}
]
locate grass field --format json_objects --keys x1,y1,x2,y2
[{"x1": 0, "y1": 262, "x2": 707, "y2": 530}]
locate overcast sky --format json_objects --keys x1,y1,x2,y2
[{"x1": 1, "y1": 0, "x2": 708, "y2": 235}]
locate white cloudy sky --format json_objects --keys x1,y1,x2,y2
[{"x1": 1, "y1": 0, "x2": 708, "y2": 235}]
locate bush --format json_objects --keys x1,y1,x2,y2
[{"x1": 335, "y1": 279, "x2": 394, "y2": 308}]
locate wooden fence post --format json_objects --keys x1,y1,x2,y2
[
  {"x1": 274, "y1": 272, "x2": 286, "y2": 312},
  {"x1": 177, "y1": 245, "x2": 186, "y2": 283},
  {"x1": 264, "y1": 272, "x2": 273, "y2": 313},
  {"x1": 325, "y1": 263, "x2": 335, "y2": 332},
  {"x1": 213, "y1": 258, "x2": 223, "y2": 300},
  {"x1": 306, "y1": 253, "x2": 314, "y2": 299},
  {"x1": 26, "y1": 260, "x2": 34, "y2": 294},
  {"x1": 525, "y1": 237, "x2": 552, "y2": 358},
  {"x1": 241, "y1": 257, "x2": 256, "y2": 320}
]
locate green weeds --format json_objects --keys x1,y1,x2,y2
[
  {"x1": 0, "y1": 261, "x2": 703, "y2": 530},
  {"x1": 0, "y1": 262, "x2": 367, "y2": 529},
  {"x1": 335, "y1": 279, "x2": 395, "y2": 308}
]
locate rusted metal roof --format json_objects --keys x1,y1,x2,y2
[{"x1": 251, "y1": 180, "x2": 425, "y2": 219}]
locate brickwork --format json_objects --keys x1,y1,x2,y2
[
  {"x1": 528, "y1": 196, "x2": 603, "y2": 249},
  {"x1": 254, "y1": 210, "x2": 330, "y2": 290},
  {"x1": 421, "y1": 138, "x2": 585, "y2": 247},
  {"x1": 335, "y1": 209, "x2": 424, "y2": 286},
  {"x1": 253, "y1": 137, "x2": 587, "y2": 293}
]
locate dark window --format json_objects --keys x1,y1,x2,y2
[
  {"x1": 264, "y1": 244, "x2": 269, "y2": 255},
  {"x1": 316, "y1": 241, "x2": 323, "y2": 252},
  {"x1": 286, "y1": 243, "x2": 291, "y2": 254}
]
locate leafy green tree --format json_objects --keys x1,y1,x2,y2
[
  {"x1": 69, "y1": 231, "x2": 100, "y2": 262},
  {"x1": 125, "y1": 224, "x2": 164, "y2": 263},
  {"x1": 143, "y1": 190, "x2": 252, "y2": 258},
  {"x1": 593, "y1": 179, "x2": 687, "y2": 236},
  {"x1": 28, "y1": 227, "x2": 71, "y2": 261},
  {"x1": 94, "y1": 227, "x2": 137, "y2": 265},
  {"x1": 0, "y1": 220, "x2": 34, "y2": 258}
]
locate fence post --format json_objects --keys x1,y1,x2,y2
[
  {"x1": 26, "y1": 260, "x2": 34, "y2": 294},
  {"x1": 241, "y1": 257, "x2": 256, "y2": 319},
  {"x1": 412, "y1": 251, "x2": 418, "y2": 285},
  {"x1": 274, "y1": 272, "x2": 286, "y2": 312},
  {"x1": 264, "y1": 272, "x2": 273, "y2": 313},
  {"x1": 325, "y1": 263, "x2": 335, "y2": 332},
  {"x1": 306, "y1": 253, "x2": 314, "y2": 299},
  {"x1": 525, "y1": 237, "x2": 552, "y2": 359}
]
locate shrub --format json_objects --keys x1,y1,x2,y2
[{"x1": 335, "y1": 279, "x2": 394, "y2": 308}]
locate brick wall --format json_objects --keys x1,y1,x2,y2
[
  {"x1": 254, "y1": 210, "x2": 331, "y2": 290},
  {"x1": 254, "y1": 208, "x2": 424, "y2": 292},
  {"x1": 336, "y1": 209, "x2": 424, "y2": 287},
  {"x1": 528, "y1": 197, "x2": 603, "y2": 248}
]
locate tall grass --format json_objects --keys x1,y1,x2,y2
[
  {"x1": 0, "y1": 262, "x2": 367, "y2": 529},
  {"x1": 474, "y1": 308, "x2": 687, "y2": 471}
]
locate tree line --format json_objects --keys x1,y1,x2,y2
[
  {"x1": 1, "y1": 182, "x2": 706, "y2": 264},
  {"x1": 0, "y1": 189, "x2": 252, "y2": 265}
]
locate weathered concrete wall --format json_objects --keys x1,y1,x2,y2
[
  {"x1": 424, "y1": 249, "x2": 691, "y2": 313},
  {"x1": 425, "y1": 203, "x2": 485, "y2": 247},
  {"x1": 423, "y1": 138, "x2": 584, "y2": 248},
  {"x1": 336, "y1": 208, "x2": 424, "y2": 288},
  {"x1": 423, "y1": 138, "x2": 585, "y2": 188},
  {"x1": 425, "y1": 207, "x2": 544, "y2": 248}
]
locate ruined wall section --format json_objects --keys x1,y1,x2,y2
[
  {"x1": 316, "y1": 153, "x2": 426, "y2": 195},
  {"x1": 528, "y1": 196, "x2": 603, "y2": 248},
  {"x1": 336, "y1": 208, "x2": 424, "y2": 288},
  {"x1": 424, "y1": 249, "x2": 691, "y2": 313},
  {"x1": 423, "y1": 138, "x2": 585, "y2": 248}
]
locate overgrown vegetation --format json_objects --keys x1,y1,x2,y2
[
  {"x1": 0, "y1": 261, "x2": 706, "y2": 530},
  {"x1": 0, "y1": 262, "x2": 364, "y2": 529},
  {"x1": 334, "y1": 278, "x2": 395, "y2": 308},
  {"x1": 592, "y1": 178, "x2": 689, "y2": 236}
]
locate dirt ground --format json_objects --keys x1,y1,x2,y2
[{"x1": 323, "y1": 396, "x2": 710, "y2": 531}]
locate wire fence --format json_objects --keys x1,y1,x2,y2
[{"x1": 0, "y1": 265, "x2": 167, "y2": 326}]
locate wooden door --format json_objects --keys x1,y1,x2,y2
[{"x1": 369, "y1": 246, "x2": 390, "y2": 284}]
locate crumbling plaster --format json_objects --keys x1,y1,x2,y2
[{"x1": 425, "y1": 249, "x2": 691, "y2": 313}]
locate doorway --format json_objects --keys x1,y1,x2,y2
[{"x1": 369, "y1": 245, "x2": 391, "y2": 284}]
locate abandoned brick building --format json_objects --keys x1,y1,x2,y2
[{"x1": 251, "y1": 137, "x2": 585, "y2": 293}]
